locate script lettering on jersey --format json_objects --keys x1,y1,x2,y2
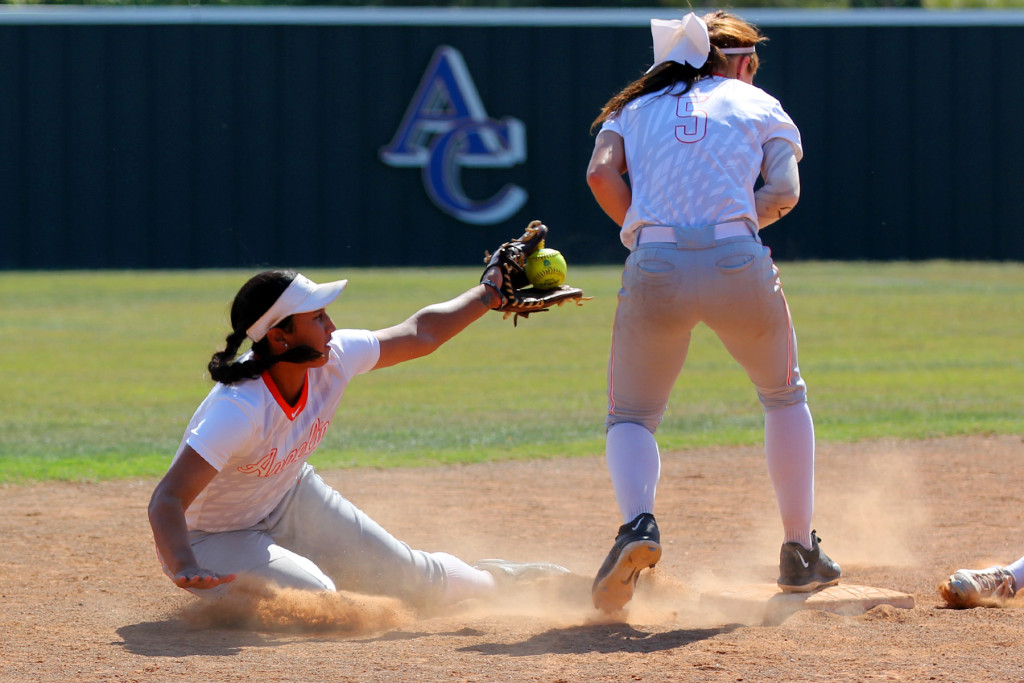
[
  {"x1": 236, "y1": 418, "x2": 331, "y2": 478},
  {"x1": 379, "y1": 45, "x2": 527, "y2": 225}
]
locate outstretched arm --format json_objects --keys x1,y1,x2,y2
[
  {"x1": 372, "y1": 267, "x2": 503, "y2": 369},
  {"x1": 148, "y1": 446, "x2": 236, "y2": 590}
]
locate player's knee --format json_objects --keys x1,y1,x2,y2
[
  {"x1": 606, "y1": 412, "x2": 660, "y2": 434},
  {"x1": 260, "y1": 556, "x2": 337, "y2": 592},
  {"x1": 757, "y1": 382, "x2": 807, "y2": 412}
]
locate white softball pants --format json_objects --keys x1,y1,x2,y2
[{"x1": 173, "y1": 464, "x2": 466, "y2": 607}]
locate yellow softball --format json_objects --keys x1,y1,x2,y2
[{"x1": 525, "y1": 248, "x2": 567, "y2": 290}]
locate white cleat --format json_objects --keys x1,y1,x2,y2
[
  {"x1": 940, "y1": 566, "x2": 1017, "y2": 608},
  {"x1": 473, "y1": 559, "x2": 572, "y2": 588}
]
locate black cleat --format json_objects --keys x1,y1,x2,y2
[
  {"x1": 592, "y1": 513, "x2": 662, "y2": 612},
  {"x1": 777, "y1": 530, "x2": 841, "y2": 593}
]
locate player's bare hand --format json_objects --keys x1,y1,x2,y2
[{"x1": 173, "y1": 566, "x2": 236, "y2": 590}]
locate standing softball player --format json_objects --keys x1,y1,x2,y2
[
  {"x1": 148, "y1": 266, "x2": 569, "y2": 608},
  {"x1": 585, "y1": 10, "x2": 840, "y2": 612}
]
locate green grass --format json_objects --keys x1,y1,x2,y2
[{"x1": 1, "y1": 262, "x2": 1021, "y2": 483}]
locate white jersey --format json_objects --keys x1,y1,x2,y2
[
  {"x1": 172, "y1": 328, "x2": 380, "y2": 532},
  {"x1": 600, "y1": 76, "x2": 803, "y2": 250}
]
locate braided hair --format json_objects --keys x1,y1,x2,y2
[{"x1": 207, "y1": 270, "x2": 324, "y2": 385}]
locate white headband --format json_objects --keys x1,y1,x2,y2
[
  {"x1": 648, "y1": 13, "x2": 710, "y2": 72},
  {"x1": 720, "y1": 46, "x2": 757, "y2": 55},
  {"x1": 246, "y1": 273, "x2": 348, "y2": 342}
]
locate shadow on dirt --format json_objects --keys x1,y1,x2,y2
[
  {"x1": 114, "y1": 619, "x2": 329, "y2": 657},
  {"x1": 459, "y1": 622, "x2": 743, "y2": 656},
  {"x1": 353, "y1": 627, "x2": 488, "y2": 643}
]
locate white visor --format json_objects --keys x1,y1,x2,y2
[
  {"x1": 720, "y1": 46, "x2": 756, "y2": 55},
  {"x1": 246, "y1": 273, "x2": 348, "y2": 342}
]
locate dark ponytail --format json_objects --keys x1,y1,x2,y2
[
  {"x1": 207, "y1": 270, "x2": 323, "y2": 385},
  {"x1": 591, "y1": 59, "x2": 714, "y2": 134}
]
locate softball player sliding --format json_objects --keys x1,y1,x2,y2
[
  {"x1": 586, "y1": 10, "x2": 840, "y2": 612},
  {"x1": 148, "y1": 269, "x2": 567, "y2": 608},
  {"x1": 942, "y1": 557, "x2": 1024, "y2": 608}
]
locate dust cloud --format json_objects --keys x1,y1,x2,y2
[
  {"x1": 816, "y1": 447, "x2": 931, "y2": 568},
  {"x1": 174, "y1": 568, "x2": 717, "y2": 635},
  {"x1": 178, "y1": 576, "x2": 413, "y2": 634}
]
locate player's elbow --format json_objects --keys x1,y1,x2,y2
[
  {"x1": 755, "y1": 188, "x2": 799, "y2": 228},
  {"x1": 778, "y1": 186, "x2": 800, "y2": 212},
  {"x1": 400, "y1": 312, "x2": 450, "y2": 360},
  {"x1": 586, "y1": 164, "x2": 618, "y2": 196},
  {"x1": 758, "y1": 138, "x2": 801, "y2": 223},
  {"x1": 785, "y1": 184, "x2": 800, "y2": 213},
  {"x1": 147, "y1": 487, "x2": 180, "y2": 536}
]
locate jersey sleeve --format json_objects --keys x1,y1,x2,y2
[
  {"x1": 185, "y1": 395, "x2": 260, "y2": 472},
  {"x1": 762, "y1": 98, "x2": 803, "y2": 162},
  {"x1": 331, "y1": 328, "x2": 380, "y2": 377},
  {"x1": 599, "y1": 114, "x2": 623, "y2": 138}
]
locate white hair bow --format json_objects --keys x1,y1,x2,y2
[{"x1": 648, "y1": 13, "x2": 710, "y2": 72}]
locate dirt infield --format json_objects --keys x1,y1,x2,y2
[{"x1": 3, "y1": 435, "x2": 1024, "y2": 682}]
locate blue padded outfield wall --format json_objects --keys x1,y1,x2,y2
[{"x1": 1, "y1": 7, "x2": 1022, "y2": 269}]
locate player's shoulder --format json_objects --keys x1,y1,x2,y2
[
  {"x1": 205, "y1": 377, "x2": 265, "y2": 411},
  {"x1": 622, "y1": 85, "x2": 674, "y2": 113},
  {"x1": 330, "y1": 328, "x2": 378, "y2": 356},
  {"x1": 708, "y1": 78, "x2": 791, "y2": 122},
  {"x1": 327, "y1": 328, "x2": 380, "y2": 376},
  {"x1": 712, "y1": 77, "x2": 781, "y2": 103},
  {"x1": 192, "y1": 379, "x2": 265, "y2": 431}
]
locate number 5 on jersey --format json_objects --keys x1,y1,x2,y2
[{"x1": 675, "y1": 96, "x2": 708, "y2": 144}]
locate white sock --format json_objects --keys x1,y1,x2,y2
[
  {"x1": 431, "y1": 552, "x2": 496, "y2": 604},
  {"x1": 1004, "y1": 555, "x2": 1024, "y2": 590},
  {"x1": 764, "y1": 402, "x2": 815, "y2": 549},
  {"x1": 606, "y1": 422, "x2": 661, "y2": 523}
]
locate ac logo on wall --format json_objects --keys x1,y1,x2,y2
[{"x1": 379, "y1": 46, "x2": 527, "y2": 225}]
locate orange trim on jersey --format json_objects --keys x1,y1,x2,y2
[{"x1": 262, "y1": 371, "x2": 309, "y2": 421}]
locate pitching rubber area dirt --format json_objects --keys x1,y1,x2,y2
[{"x1": 2, "y1": 435, "x2": 1024, "y2": 682}]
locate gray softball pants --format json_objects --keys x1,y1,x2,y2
[{"x1": 606, "y1": 230, "x2": 807, "y2": 433}]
